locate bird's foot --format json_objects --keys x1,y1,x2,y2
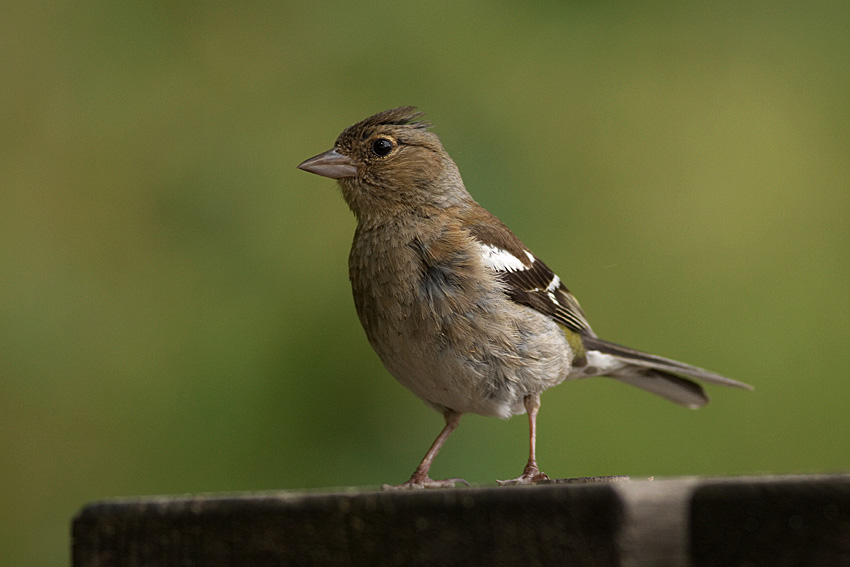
[
  {"x1": 497, "y1": 464, "x2": 550, "y2": 486},
  {"x1": 381, "y1": 474, "x2": 470, "y2": 491},
  {"x1": 546, "y1": 475, "x2": 630, "y2": 484}
]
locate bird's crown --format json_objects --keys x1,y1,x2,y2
[{"x1": 346, "y1": 106, "x2": 430, "y2": 134}]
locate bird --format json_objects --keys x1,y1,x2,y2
[{"x1": 297, "y1": 106, "x2": 752, "y2": 490}]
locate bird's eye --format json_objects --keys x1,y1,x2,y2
[{"x1": 371, "y1": 138, "x2": 394, "y2": 157}]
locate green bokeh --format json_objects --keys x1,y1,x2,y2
[{"x1": 3, "y1": 2, "x2": 849, "y2": 565}]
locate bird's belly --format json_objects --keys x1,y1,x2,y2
[{"x1": 372, "y1": 303, "x2": 572, "y2": 419}]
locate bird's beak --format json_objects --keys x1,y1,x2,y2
[{"x1": 297, "y1": 148, "x2": 358, "y2": 179}]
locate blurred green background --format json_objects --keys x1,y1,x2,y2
[{"x1": 3, "y1": 2, "x2": 849, "y2": 565}]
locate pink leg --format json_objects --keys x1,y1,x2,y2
[
  {"x1": 382, "y1": 410, "x2": 470, "y2": 490},
  {"x1": 498, "y1": 393, "x2": 550, "y2": 486}
]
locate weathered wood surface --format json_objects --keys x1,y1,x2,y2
[{"x1": 73, "y1": 475, "x2": 850, "y2": 567}]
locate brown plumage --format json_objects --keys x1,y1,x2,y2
[{"x1": 298, "y1": 107, "x2": 752, "y2": 489}]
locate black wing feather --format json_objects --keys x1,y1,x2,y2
[{"x1": 466, "y1": 214, "x2": 595, "y2": 337}]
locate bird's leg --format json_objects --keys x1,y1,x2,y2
[
  {"x1": 382, "y1": 409, "x2": 470, "y2": 490},
  {"x1": 498, "y1": 393, "x2": 550, "y2": 486}
]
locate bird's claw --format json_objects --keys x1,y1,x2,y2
[
  {"x1": 381, "y1": 476, "x2": 470, "y2": 491},
  {"x1": 497, "y1": 468, "x2": 550, "y2": 486}
]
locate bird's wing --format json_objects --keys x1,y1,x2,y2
[{"x1": 466, "y1": 211, "x2": 596, "y2": 337}]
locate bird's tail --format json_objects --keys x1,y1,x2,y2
[{"x1": 578, "y1": 336, "x2": 753, "y2": 409}]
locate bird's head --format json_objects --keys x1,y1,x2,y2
[{"x1": 298, "y1": 107, "x2": 471, "y2": 222}]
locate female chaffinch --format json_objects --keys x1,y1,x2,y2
[{"x1": 298, "y1": 107, "x2": 751, "y2": 490}]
